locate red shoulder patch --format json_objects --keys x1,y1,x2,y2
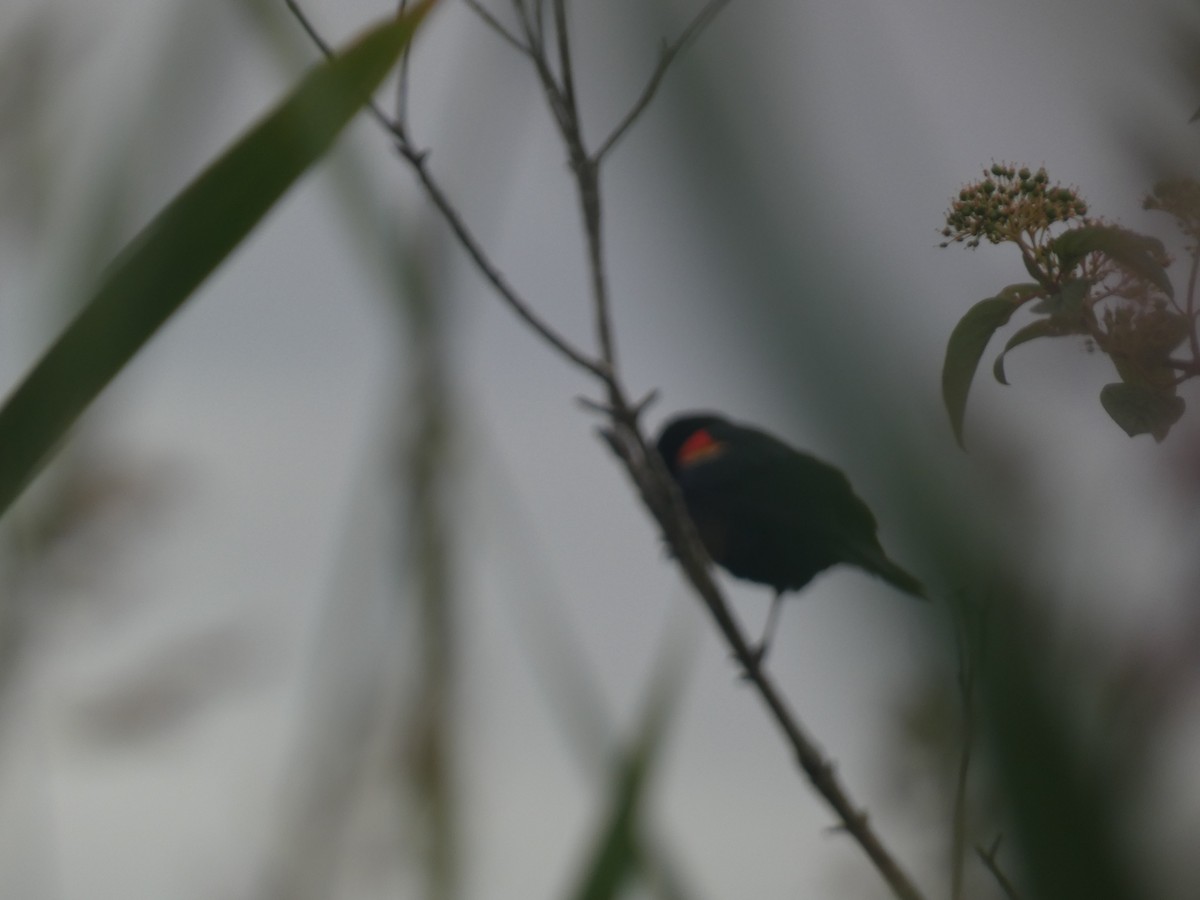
[{"x1": 677, "y1": 429, "x2": 725, "y2": 466}]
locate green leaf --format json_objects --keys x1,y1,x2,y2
[
  {"x1": 992, "y1": 317, "x2": 1073, "y2": 385},
  {"x1": 1028, "y1": 278, "x2": 1089, "y2": 316},
  {"x1": 0, "y1": 3, "x2": 437, "y2": 518},
  {"x1": 565, "y1": 642, "x2": 685, "y2": 900},
  {"x1": 1022, "y1": 252, "x2": 1052, "y2": 288},
  {"x1": 566, "y1": 741, "x2": 648, "y2": 900},
  {"x1": 1052, "y1": 225, "x2": 1173, "y2": 299},
  {"x1": 1099, "y1": 382, "x2": 1185, "y2": 441},
  {"x1": 943, "y1": 296, "x2": 1021, "y2": 448},
  {"x1": 984, "y1": 589, "x2": 1142, "y2": 900}
]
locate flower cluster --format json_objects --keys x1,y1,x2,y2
[{"x1": 940, "y1": 164, "x2": 1088, "y2": 249}]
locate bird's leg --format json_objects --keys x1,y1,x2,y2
[{"x1": 744, "y1": 590, "x2": 785, "y2": 670}]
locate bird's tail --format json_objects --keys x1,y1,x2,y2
[{"x1": 851, "y1": 548, "x2": 926, "y2": 600}]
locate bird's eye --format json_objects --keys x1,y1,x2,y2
[{"x1": 677, "y1": 429, "x2": 725, "y2": 466}]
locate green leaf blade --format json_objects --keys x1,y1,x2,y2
[
  {"x1": 992, "y1": 317, "x2": 1074, "y2": 385},
  {"x1": 943, "y1": 295, "x2": 1020, "y2": 448},
  {"x1": 0, "y1": 3, "x2": 437, "y2": 517},
  {"x1": 1099, "y1": 383, "x2": 1185, "y2": 441},
  {"x1": 566, "y1": 641, "x2": 687, "y2": 900},
  {"x1": 1052, "y1": 225, "x2": 1173, "y2": 299}
]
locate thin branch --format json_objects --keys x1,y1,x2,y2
[
  {"x1": 950, "y1": 598, "x2": 986, "y2": 900},
  {"x1": 502, "y1": 0, "x2": 570, "y2": 135},
  {"x1": 596, "y1": 0, "x2": 732, "y2": 162},
  {"x1": 401, "y1": 147, "x2": 610, "y2": 380},
  {"x1": 284, "y1": 0, "x2": 607, "y2": 382},
  {"x1": 284, "y1": 0, "x2": 399, "y2": 136},
  {"x1": 975, "y1": 837, "x2": 1024, "y2": 900},
  {"x1": 523, "y1": 20, "x2": 572, "y2": 133},
  {"x1": 509, "y1": 0, "x2": 533, "y2": 43},
  {"x1": 461, "y1": 0, "x2": 533, "y2": 57},
  {"x1": 283, "y1": 0, "x2": 333, "y2": 54},
  {"x1": 509, "y1": 0, "x2": 545, "y2": 59},
  {"x1": 515, "y1": 0, "x2": 614, "y2": 377},
  {"x1": 585, "y1": 169, "x2": 617, "y2": 374},
  {"x1": 576, "y1": 388, "x2": 658, "y2": 419},
  {"x1": 532, "y1": 0, "x2": 547, "y2": 49},
  {"x1": 1185, "y1": 245, "x2": 1200, "y2": 365},
  {"x1": 553, "y1": 0, "x2": 580, "y2": 140},
  {"x1": 396, "y1": 0, "x2": 413, "y2": 125}
]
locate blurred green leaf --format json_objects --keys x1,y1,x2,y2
[
  {"x1": 1052, "y1": 225, "x2": 1173, "y2": 299},
  {"x1": 985, "y1": 593, "x2": 1141, "y2": 900},
  {"x1": 1099, "y1": 382, "x2": 1185, "y2": 441},
  {"x1": 943, "y1": 295, "x2": 1020, "y2": 448},
  {"x1": 565, "y1": 646, "x2": 685, "y2": 900},
  {"x1": 0, "y1": 3, "x2": 437, "y2": 518},
  {"x1": 992, "y1": 317, "x2": 1074, "y2": 385},
  {"x1": 567, "y1": 746, "x2": 648, "y2": 900}
]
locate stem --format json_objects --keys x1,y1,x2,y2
[
  {"x1": 284, "y1": 0, "x2": 606, "y2": 382},
  {"x1": 975, "y1": 838, "x2": 1024, "y2": 900},
  {"x1": 399, "y1": 143, "x2": 610, "y2": 380},
  {"x1": 950, "y1": 601, "x2": 983, "y2": 900},
  {"x1": 1185, "y1": 246, "x2": 1200, "y2": 366},
  {"x1": 596, "y1": 0, "x2": 732, "y2": 162},
  {"x1": 553, "y1": 0, "x2": 580, "y2": 137},
  {"x1": 395, "y1": 0, "x2": 413, "y2": 125},
  {"x1": 580, "y1": 162, "x2": 616, "y2": 374},
  {"x1": 462, "y1": 0, "x2": 533, "y2": 56}
]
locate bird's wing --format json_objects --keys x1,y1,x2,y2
[{"x1": 679, "y1": 434, "x2": 881, "y2": 540}]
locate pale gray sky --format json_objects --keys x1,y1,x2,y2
[{"x1": 1, "y1": 0, "x2": 1199, "y2": 898}]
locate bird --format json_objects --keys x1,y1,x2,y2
[{"x1": 655, "y1": 412, "x2": 925, "y2": 661}]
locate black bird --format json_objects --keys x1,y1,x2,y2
[{"x1": 655, "y1": 412, "x2": 924, "y2": 660}]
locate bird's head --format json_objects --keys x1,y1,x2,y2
[{"x1": 654, "y1": 413, "x2": 734, "y2": 477}]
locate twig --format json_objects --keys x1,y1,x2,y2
[
  {"x1": 537, "y1": 2, "x2": 615, "y2": 377},
  {"x1": 519, "y1": 2, "x2": 573, "y2": 139},
  {"x1": 283, "y1": 0, "x2": 401, "y2": 136},
  {"x1": 950, "y1": 597, "x2": 986, "y2": 900},
  {"x1": 596, "y1": 0, "x2": 732, "y2": 162},
  {"x1": 395, "y1": 0, "x2": 413, "y2": 124},
  {"x1": 508, "y1": 0, "x2": 536, "y2": 47},
  {"x1": 975, "y1": 836, "x2": 1024, "y2": 900},
  {"x1": 461, "y1": 0, "x2": 533, "y2": 57},
  {"x1": 400, "y1": 148, "x2": 610, "y2": 380},
  {"x1": 284, "y1": 0, "x2": 607, "y2": 382},
  {"x1": 1185, "y1": 244, "x2": 1200, "y2": 366},
  {"x1": 283, "y1": 0, "x2": 334, "y2": 54},
  {"x1": 553, "y1": 0, "x2": 579, "y2": 133},
  {"x1": 527, "y1": 0, "x2": 546, "y2": 51},
  {"x1": 576, "y1": 388, "x2": 658, "y2": 420}
]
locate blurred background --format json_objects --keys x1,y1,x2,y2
[{"x1": 2, "y1": 0, "x2": 1200, "y2": 897}]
